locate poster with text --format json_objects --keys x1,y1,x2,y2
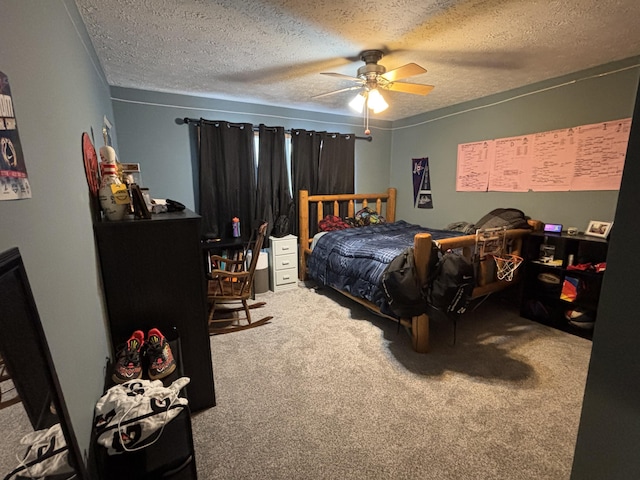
[
  {"x1": 530, "y1": 128, "x2": 577, "y2": 191},
  {"x1": 412, "y1": 157, "x2": 433, "y2": 208},
  {"x1": 456, "y1": 140, "x2": 492, "y2": 191},
  {"x1": 488, "y1": 135, "x2": 532, "y2": 192},
  {"x1": 0, "y1": 71, "x2": 30, "y2": 200},
  {"x1": 571, "y1": 118, "x2": 631, "y2": 191}
]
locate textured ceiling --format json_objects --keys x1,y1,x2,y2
[{"x1": 75, "y1": 0, "x2": 640, "y2": 121}]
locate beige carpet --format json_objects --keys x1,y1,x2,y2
[{"x1": 192, "y1": 284, "x2": 592, "y2": 480}]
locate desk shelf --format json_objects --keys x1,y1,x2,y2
[{"x1": 520, "y1": 231, "x2": 608, "y2": 339}]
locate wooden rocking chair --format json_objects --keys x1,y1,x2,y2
[
  {"x1": 0, "y1": 353, "x2": 21, "y2": 410},
  {"x1": 207, "y1": 221, "x2": 272, "y2": 334}
]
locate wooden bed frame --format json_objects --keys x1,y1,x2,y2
[{"x1": 298, "y1": 188, "x2": 542, "y2": 353}]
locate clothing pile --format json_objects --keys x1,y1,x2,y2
[
  {"x1": 94, "y1": 377, "x2": 190, "y2": 455},
  {"x1": 3, "y1": 423, "x2": 74, "y2": 480}
]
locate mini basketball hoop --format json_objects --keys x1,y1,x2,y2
[{"x1": 493, "y1": 254, "x2": 523, "y2": 281}]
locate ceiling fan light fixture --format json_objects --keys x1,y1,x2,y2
[
  {"x1": 367, "y1": 88, "x2": 388, "y2": 113},
  {"x1": 349, "y1": 91, "x2": 366, "y2": 112}
]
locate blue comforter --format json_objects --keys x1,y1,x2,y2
[{"x1": 307, "y1": 220, "x2": 465, "y2": 316}]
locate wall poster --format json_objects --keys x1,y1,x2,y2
[
  {"x1": 456, "y1": 141, "x2": 492, "y2": 191},
  {"x1": 456, "y1": 117, "x2": 631, "y2": 192},
  {"x1": 412, "y1": 157, "x2": 433, "y2": 209},
  {"x1": 0, "y1": 71, "x2": 30, "y2": 200}
]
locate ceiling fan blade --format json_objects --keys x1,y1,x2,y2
[
  {"x1": 385, "y1": 82, "x2": 434, "y2": 96},
  {"x1": 312, "y1": 85, "x2": 362, "y2": 99},
  {"x1": 320, "y1": 72, "x2": 363, "y2": 83},
  {"x1": 380, "y1": 63, "x2": 427, "y2": 82},
  {"x1": 217, "y1": 53, "x2": 365, "y2": 83}
]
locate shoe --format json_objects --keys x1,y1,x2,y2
[
  {"x1": 146, "y1": 328, "x2": 177, "y2": 380},
  {"x1": 112, "y1": 330, "x2": 144, "y2": 384}
]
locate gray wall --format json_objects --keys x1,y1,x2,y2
[
  {"x1": 390, "y1": 58, "x2": 640, "y2": 230},
  {"x1": 0, "y1": 0, "x2": 112, "y2": 462},
  {"x1": 110, "y1": 87, "x2": 393, "y2": 211}
]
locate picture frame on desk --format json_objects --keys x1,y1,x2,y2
[
  {"x1": 585, "y1": 220, "x2": 613, "y2": 239},
  {"x1": 131, "y1": 183, "x2": 152, "y2": 219}
]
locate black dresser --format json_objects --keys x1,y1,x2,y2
[{"x1": 94, "y1": 209, "x2": 215, "y2": 411}]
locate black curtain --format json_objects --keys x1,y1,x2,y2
[
  {"x1": 291, "y1": 129, "x2": 321, "y2": 236},
  {"x1": 318, "y1": 132, "x2": 355, "y2": 196},
  {"x1": 199, "y1": 120, "x2": 256, "y2": 241},
  {"x1": 255, "y1": 124, "x2": 293, "y2": 241},
  {"x1": 291, "y1": 130, "x2": 355, "y2": 237}
]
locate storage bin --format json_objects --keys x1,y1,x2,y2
[{"x1": 247, "y1": 249, "x2": 269, "y2": 294}]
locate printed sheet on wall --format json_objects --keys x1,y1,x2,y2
[{"x1": 456, "y1": 118, "x2": 631, "y2": 192}]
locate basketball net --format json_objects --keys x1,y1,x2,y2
[
  {"x1": 493, "y1": 254, "x2": 523, "y2": 281},
  {"x1": 475, "y1": 226, "x2": 522, "y2": 282}
]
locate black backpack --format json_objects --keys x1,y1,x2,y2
[
  {"x1": 426, "y1": 249, "x2": 476, "y2": 315},
  {"x1": 381, "y1": 248, "x2": 428, "y2": 318},
  {"x1": 474, "y1": 208, "x2": 531, "y2": 231}
]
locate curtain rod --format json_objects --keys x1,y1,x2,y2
[{"x1": 179, "y1": 117, "x2": 372, "y2": 142}]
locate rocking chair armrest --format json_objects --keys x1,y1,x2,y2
[
  {"x1": 209, "y1": 269, "x2": 250, "y2": 280},
  {"x1": 209, "y1": 255, "x2": 245, "y2": 265},
  {"x1": 209, "y1": 255, "x2": 246, "y2": 273}
]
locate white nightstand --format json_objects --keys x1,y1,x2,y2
[{"x1": 268, "y1": 235, "x2": 298, "y2": 292}]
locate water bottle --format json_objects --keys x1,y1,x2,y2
[{"x1": 232, "y1": 217, "x2": 241, "y2": 237}]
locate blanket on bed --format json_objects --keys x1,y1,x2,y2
[{"x1": 307, "y1": 220, "x2": 465, "y2": 317}]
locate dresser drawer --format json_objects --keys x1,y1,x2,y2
[
  {"x1": 273, "y1": 238, "x2": 297, "y2": 256},
  {"x1": 275, "y1": 268, "x2": 297, "y2": 286},
  {"x1": 268, "y1": 235, "x2": 299, "y2": 292},
  {"x1": 274, "y1": 253, "x2": 296, "y2": 271}
]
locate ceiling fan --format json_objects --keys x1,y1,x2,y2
[
  {"x1": 313, "y1": 49, "x2": 434, "y2": 104},
  {"x1": 314, "y1": 50, "x2": 433, "y2": 135}
]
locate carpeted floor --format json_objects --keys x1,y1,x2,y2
[{"x1": 192, "y1": 283, "x2": 592, "y2": 480}]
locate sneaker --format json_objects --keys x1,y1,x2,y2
[
  {"x1": 146, "y1": 328, "x2": 177, "y2": 380},
  {"x1": 112, "y1": 330, "x2": 144, "y2": 384}
]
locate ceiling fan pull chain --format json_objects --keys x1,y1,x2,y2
[{"x1": 364, "y1": 99, "x2": 371, "y2": 136}]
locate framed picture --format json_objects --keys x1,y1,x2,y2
[{"x1": 585, "y1": 220, "x2": 613, "y2": 238}]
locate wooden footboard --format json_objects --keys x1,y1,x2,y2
[{"x1": 298, "y1": 189, "x2": 540, "y2": 353}]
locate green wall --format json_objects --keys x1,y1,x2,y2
[
  {"x1": 113, "y1": 58, "x2": 640, "y2": 234},
  {"x1": 0, "y1": 0, "x2": 113, "y2": 464},
  {"x1": 110, "y1": 87, "x2": 393, "y2": 211},
  {"x1": 390, "y1": 58, "x2": 640, "y2": 230}
]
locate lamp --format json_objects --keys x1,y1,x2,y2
[
  {"x1": 367, "y1": 89, "x2": 388, "y2": 113},
  {"x1": 348, "y1": 89, "x2": 389, "y2": 114},
  {"x1": 349, "y1": 91, "x2": 366, "y2": 112},
  {"x1": 350, "y1": 87, "x2": 388, "y2": 136}
]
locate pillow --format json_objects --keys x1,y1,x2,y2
[
  {"x1": 347, "y1": 207, "x2": 386, "y2": 227},
  {"x1": 318, "y1": 215, "x2": 351, "y2": 231}
]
